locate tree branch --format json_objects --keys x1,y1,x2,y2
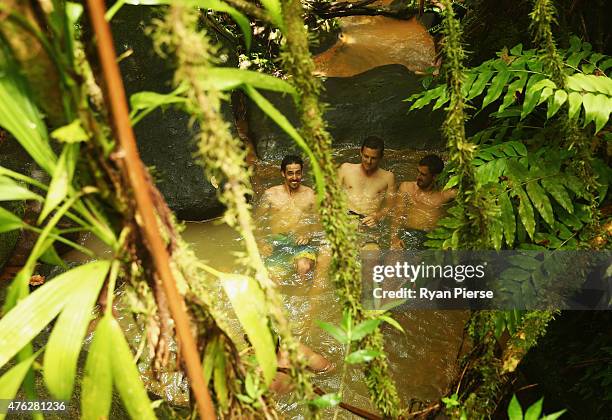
[{"x1": 86, "y1": 1, "x2": 215, "y2": 419}]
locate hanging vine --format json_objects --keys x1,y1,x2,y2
[
  {"x1": 439, "y1": 0, "x2": 489, "y2": 249},
  {"x1": 530, "y1": 0, "x2": 601, "y2": 240},
  {"x1": 279, "y1": 0, "x2": 401, "y2": 417},
  {"x1": 151, "y1": 2, "x2": 317, "y2": 409}
]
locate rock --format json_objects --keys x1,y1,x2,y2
[
  {"x1": 0, "y1": 135, "x2": 32, "y2": 271},
  {"x1": 248, "y1": 64, "x2": 445, "y2": 160},
  {"x1": 112, "y1": 6, "x2": 235, "y2": 221}
]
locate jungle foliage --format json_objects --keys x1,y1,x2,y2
[{"x1": 0, "y1": 0, "x2": 610, "y2": 419}]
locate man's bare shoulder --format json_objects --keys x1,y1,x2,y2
[
  {"x1": 398, "y1": 181, "x2": 416, "y2": 193},
  {"x1": 263, "y1": 185, "x2": 284, "y2": 197},
  {"x1": 339, "y1": 162, "x2": 359, "y2": 172}
]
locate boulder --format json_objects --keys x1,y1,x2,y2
[
  {"x1": 248, "y1": 64, "x2": 446, "y2": 160},
  {"x1": 112, "y1": 5, "x2": 231, "y2": 221},
  {"x1": 0, "y1": 136, "x2": 31, "y2": 270}
]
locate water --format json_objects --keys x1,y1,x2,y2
[
  {"x1": 313, "y1": 2, "x2": 436, "y2": 77},
  {"x1": 181, "y1": 150, "x2": 468, "y2": 418}
]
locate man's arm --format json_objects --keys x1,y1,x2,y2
[
  {"x1": 442, "y1": 188, "x2": 457, "y2": 203},
  {"x1": 362, "y1": 172, "x2": 396, "y2": 227}
]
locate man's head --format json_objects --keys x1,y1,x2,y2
[
  {"x1": 417, "y1": 154, "x2": 444, "y2": 190},
  {"x1": 280, "y1": 155, "x2": 304, "y2": 191},
  {"x1": 360, "y1": 136, "x2": 384, "y2": 173}
]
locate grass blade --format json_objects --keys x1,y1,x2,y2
[
  {"x1": 0, "y1": 261, "x2": 111, "y2": 370},
  {"x1": 43, "y1": 261, "x2": 109, "y2": 400},
  {"x1": 81, "y1": 315, "x2": 113, "y2": 420},
  {"x1": 109, "y1": 317, "x2": 156, "y2": 419}
]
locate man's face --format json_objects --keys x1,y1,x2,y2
[
  {"x1": 282, "y1": 163, "x2": 303, "y2": 190},
  {"x1": 416, "y1": 165, "x2": 436, "y2": 190},
  {"x1": 360, "y1": 147, "x2": 382, "y2": 173}
]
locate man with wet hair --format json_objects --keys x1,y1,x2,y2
[
  {"x1": 391, "y1": 154, "x2": 456, "y2": 249},
  {"x1": 256, "y1": 155, "x2": 319, "y2": 282},
  {"x1": 338, "y1": 136, "x2": 396, "y2": 249}
]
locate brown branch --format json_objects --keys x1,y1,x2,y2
[{"x1": 85, "y1": 1, "x2": 215, "y2": 419}]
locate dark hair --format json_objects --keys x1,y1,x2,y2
[
  {"x1": 281, "y1": 155, "x2": 303, "y2": 172},
  {"x1": 361, "y1": 136, "x2": 384, "y2": 156},
  {"x1": 419, "y1": 154, "x2": 444, "y2": 175}
]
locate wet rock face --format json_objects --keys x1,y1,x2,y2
[
  {"x1": 249, "y1": 64, "x2": 445, "y2": 160},
  {"x1": 0, "y1": 136, "x2": 31, "y2": 270},
  {"x1": 112, "y1": 6, "x2": 226, "y2": 221}
]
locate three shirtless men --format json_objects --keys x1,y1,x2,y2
[{"x1": 257, "y1": 135, "x2": 456, "y2": 279}]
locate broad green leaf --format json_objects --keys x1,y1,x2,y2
[
  {"x1": 130, "y1": 89, "x2": 188, "y2": 112},
  {"x1": 0, "y1": 261, "x2": 111, "y2": 370},
  {"x1": 0, "y1": 176, "x2": 41, "y2": 201},
  {"x1": 599, "y1": 58, "x2": 612, "y2": 72},
  {"x1": 38, "y1": 144, "x2": 79, "y2": 224},
  {"x1": 51, "y1": 120, "x2": 89, "y2": 143},
  {"x1": 581, "y1": 93, "x2": 610, "y2": 133},
  {"x1": 81, "y1": 316, "x2": 113, "y2": 420},
  {"x1": 531, "y1": 78, "x2": 556, "y2": 91},
  {"x1": 310, "y1": 393, "x2": 341, "y2": 409},
  {"x1": 206, "y1": 68, "x2": 296, "y2": 97},
  {"x1": 537, "y1": 87, "x2": 554, "y2": 105},
  {"x1": 510, "y1": 44, "x2": 523, "y2": 55},
  {"x1": 345, "y1": 349, "x2": 380, "y2": 364},
  {"x1": 408, "y1": 85, "x2": 446, "y2": 110},
  {"x1": 109, "y1": 317, "x2": 155, "y2": 419},
  {"x1": 547, "y1": 89, "x2": 567, "y2": 119},
  {"x1": 316, "y1": 320, "x2": 348, "y2": 344},
  {"x1": 499, "y1": 191, "x2": 515, "y2": 247},
  {"x1": 0, "y1": 45, "x2": 56, "y2": 174},
  {"x1": 499, "y1": 74, "x2": 527, "y2": 112},
  {"x1": 39, "y1": 240, "x2": 66, "y2": 267},
  {"x1": 0, "y1": 349, "x2": 41, "y2": 402},
  {"x1": 489, "y1": 209, "x2": 503, "y2": 250},
  {"x1": 567, "y1": 73, "x2": 612, "y2": 95},
  {"x1": 567, "y1": 91, "x2": 582, "y2": 120},
  {"x1": 467, "y1": 70, "x2": 494, "y2": 100},
  {"x1": 507, "y1": 395, "x2": 523, "y2": 420},
  {"x1": 351, "y1": 319, "x2": 381, "y2": 341},
  {"x1": 482, "y1": 70, "x2": 511, "y2": 108},
  {"x1": 259, "y1": 0, "x2": 284, "y2": 31},
  {"x1": 221, "y1": 274, "x2": 276, "y2": 386},
  {"x1": 0, "y1": 205, "x2": 24, "y2": 235},
  {"x1": 515, "y1": 187, "x2": 535, "y2": 239},
  {"x1": 44, "y1": 262, "x2": 109, "y2": 400},
  {"x1": 541, "y1": 178, "x2": 573, "y2": 213},
  {"x1": 213, "y1": 347, "x2": 229, "y2": 411},
  {"x1": 510, "y1": 141, "x2": 527, "y2": 157},
  {"x1": 521, "y1": 75, "x2": 545, "y2": 119},
  {"x1": 526, "y1": 181, "x2": 554, "y2": 227},
  {"x1": 524, "y1": 397, "x2": 543, "y2": 420},
  {"x1": 461, "y1": 73, "x2": 478, "y2": 97},
  {"x1": 378, "y1": 315, "x2": 405, "y2": 333},
  {"x1": 444, "y1": 175, "x2": 459, "y2": 189},
  {"x1": 541, "y1": 409, "x2": 567, "y2": 420},
  {"x1": 432, "y1": 88, "x2": 449, "y2": 110}
]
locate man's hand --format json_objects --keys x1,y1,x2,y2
[
  {"x1": 296, "y1": 234, "x2": 309, "y2": 245},
  {"x1": 362, "y1": 213, "x2": 379, "y2": 228}
]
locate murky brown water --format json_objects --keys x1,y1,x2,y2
[
  {"x1": 313, "y1": 1, "x2": 436, "y2": 76},
  {"x1": 181, "y1": 150, "x2": 468, "y2": 418}
]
